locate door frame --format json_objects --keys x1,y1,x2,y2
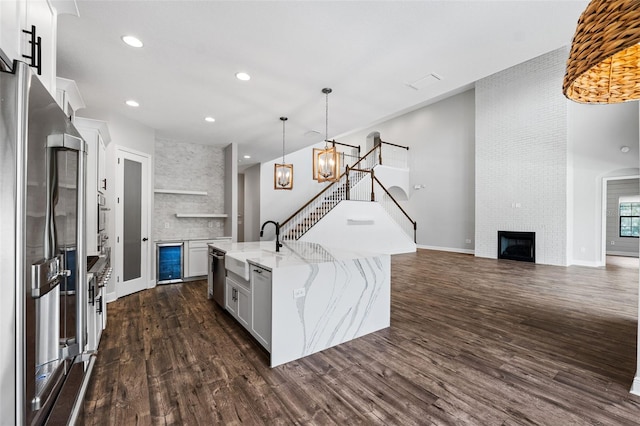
[
  {"x1": 114, "y1": 145, "x2": 153, "y2": 299},
  {"x1": 600, "y1": 174, "x2": 640, "y2": 267}
]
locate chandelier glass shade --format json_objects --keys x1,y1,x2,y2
[
  {"x1": 563, "y1": 0, "x2": 640, "y2": 103},
  {"x1": 274, "y1": 117, "x2": 293, "y2": 190},
  {"x1": 312, "y1": 88, "x2": 340, "y2": 182}
]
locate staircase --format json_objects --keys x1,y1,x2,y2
[{"x1": 280, "y1": 140, "x2": 416, "y2": 244}]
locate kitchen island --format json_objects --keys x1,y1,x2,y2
[{"x1": 209, "y1": 241, "x2": 390, "y2": 367}]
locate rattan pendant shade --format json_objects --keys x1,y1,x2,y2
[{"x1": 563, "y1": 0, "x2": 640, "y2": 104}]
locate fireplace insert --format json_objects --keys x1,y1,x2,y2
[{"x1": 498, "y1": 231, "x2": 535, "y2": 262}]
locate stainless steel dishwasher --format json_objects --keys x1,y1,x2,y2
[{"x1": 208, "y1": 246, "x2": 226, "y2": 307}]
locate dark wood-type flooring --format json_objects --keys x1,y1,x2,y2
[{"x1": 83, "y1": 250, "x2": 640, "y2": 425}]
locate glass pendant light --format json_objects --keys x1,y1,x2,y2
[
  {"x1": 313, "y1": 88, "x2": 339, "y2": 182},
  {"x1": 274, "y1": 117, "x2": 293, "y2": 190}
]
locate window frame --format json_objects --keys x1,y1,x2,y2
[{"x1": 619, "y1": 201, "x2": 640, "y2": 238}]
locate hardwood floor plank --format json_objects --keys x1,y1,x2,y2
[{"x1": 84, "y1": 250, "x2": 640, "y2": 424}]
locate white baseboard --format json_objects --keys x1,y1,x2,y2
[
  {"x1": 606, "y1": 251, "x2": 639, "y2": 258},
  {"x1": 568, "y1": 259, "x2": 603, "y2": 268},
  {"x1": 148, "y1": 279, "x2": 156, "y2": 289},
  {"x1": 105, "y1": 291, "x2": 117, "y2": 304},
  {"x1": 631, "y1": 374, "x2": 640, "y2": 396},
  {"x1": 416, "y1": 245, "x2": 474, "y2": 255}
]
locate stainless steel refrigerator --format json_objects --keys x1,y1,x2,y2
[{"x1": 0, "y1": 61, "x2": 90, "y2": 425}]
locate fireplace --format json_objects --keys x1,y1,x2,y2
[{"x1": 498, "y1": 231, "x2": 535, "y2": 262}]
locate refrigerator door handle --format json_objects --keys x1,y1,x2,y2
[{"x1": 30, "y1": 255, "x2": 63, "y2": 298}]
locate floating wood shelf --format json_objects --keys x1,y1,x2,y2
[
  {"x1": 175, "y1": 213, "x2": 228, "y2": 218},
  {"x1": 155, "y1": 189, "x2": 207, "y2": 196}
]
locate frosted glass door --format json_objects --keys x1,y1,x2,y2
[{"x1": 123, "y1": 158, "x2": 141, "y2": 281}]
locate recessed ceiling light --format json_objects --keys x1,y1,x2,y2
[
  {"x1": 125, "y1": 100, "x2": 139, "y2": 107},
  {"x1": 122, "y1": 35, "x2": 143, "y2": 48},
  {"x1": 243, "y1": 155, "x2": 251, "y2": 159},
  {"x1": 205, "y1": 116, "x2": 215, "y2": 122},
  {"x1": 620, "y1": 146, "x2": 631, "y2": 153},
  {"x1": 235, "y1": 72, "x2": 251, "y2": 81}
]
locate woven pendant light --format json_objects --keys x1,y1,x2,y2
[{"x1": 563, "y1": 0, "x2": 640, "y2": 103}]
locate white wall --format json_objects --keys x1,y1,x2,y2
[
  {"x1": 224, "y1": 143, "x2": 238, "y2": 242},
  {"x1": 300, "y1": 201, "x2": 416, "y2": 254},
  {"x1": 568, "y1": 101, "x2": 639, "y2": 266},
  {"x1": 262, "y1": 91, "x2": 475, "y2": 252},
  {"x1": 260, "y1": 141, "x2": 333, "y2": 240},
  {"x1": 476, "y1": 49, "x2": 568, "y2": 266},
  {"x1": 342, "y1": 91, "x2": 475, "y2": 252},
  {"x1": 243, "y1": 164, "x2": 261, "y2": 242},
  {"x1": 633, "y1": 108, "x2": 640, "y2": 398}
]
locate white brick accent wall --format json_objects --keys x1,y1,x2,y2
[
  {"x1": 154, "y1": 139, "x2": 226, "y2": 240},
  {"x1": 475, "y1": 48, "x2": 568, "y2": 266}
]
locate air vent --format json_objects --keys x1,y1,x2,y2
[
  {"x1": 304, "y1": 130, "x2": 321, "y2": 138},
  {"x1": 406, "y1": 73, "x2": 442, "y2": 91}
]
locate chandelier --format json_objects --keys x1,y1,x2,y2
[
  {"x1": 274, "y1": 117, "x2": 293, "y2": 190},
  {"x1": 313, "y1": 88, "x2": 340, "y2": 182}
]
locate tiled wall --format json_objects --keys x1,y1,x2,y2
[
  {"x1": 475, "y1": 48, "x2": 568, "y2": 265},
  {"x1": 154, "y1": 139, "x2": 225, "y2": 241}
]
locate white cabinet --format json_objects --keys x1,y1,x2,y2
[
  {"x1": 25, "y1": 0, "x2": 56, "y2": 92},
  {"x1": 85, "y1": 278, "x2": 104, "y2": 352},
  {"x1": 75, "y1": 118, "x2": 110, "y2": 194},
  {"x1": 225, "y1": 273, "x2": 250, "y2": 329},
  {"x1": 250, "y1": 265, "x2": 272, "y2": 351},
  {"x1": 222, "y1": 262, "x2": 271, "y2": 352},
  {"x1": 186, "y1": 240, "x2": 210, "y2": 277},
  {"x1": 98, "y1": 136, "x2": 106, "y2": 192},
  {"x1": 0, "y1": 0, "x2": 62, "y2": 95},
  {"x1": 75, "y1": 118, "x2": 111, "y2": 255},
  {"x1": 0, "y1": 0, "x2": 26, "y2": 67},
  {"x1": 184, "y1": 238, "x2": 232, "y2": 278},
  {"x1": 55, "y1": 77, "x2": 85, "y2": 121}
]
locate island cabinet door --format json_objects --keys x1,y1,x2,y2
[
  {"x1": 226, "y1": 275, "x2": 251, "y2": 329},
  {"x1": 225, "y1": 280, "x2": 237, "y2": 316},
  {"x1": 250, "y1": 266, "x2": 272, "y2": 351},
  {"x1": 236, "y1": 285, "x2": 251, "y2": 329}
]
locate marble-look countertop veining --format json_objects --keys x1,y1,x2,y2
[
  {"x1": 210, "y1": 240, "x2": 391, "y2": 367},
  {"x1": 209, "y1": 240, "x2": 381, "y2": 271}
]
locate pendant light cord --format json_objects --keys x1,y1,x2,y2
[
  {"x1": 325, "y1": 90, "x2": 329, "y2": 149},
  {"x1": 282, "y1": 117, "x2": 286, "y2": 164},
  {"x1": 279, "y1": 116, "x2": 288, "y2": 164},
  {"x1": 322, "y1": 88, "x2": 332, "y2": 149}
]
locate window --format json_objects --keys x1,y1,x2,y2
[{"x1": 619, "y1": 202, "x2": 640, "y2": 237}]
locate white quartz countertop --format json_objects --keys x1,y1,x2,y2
[{"x1": 209, "y1": 240, "x2": 382, "y2": 271}]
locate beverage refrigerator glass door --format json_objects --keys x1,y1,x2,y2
[{"x1": 157, "y1": 242, "x2": 184, "y2": 284}]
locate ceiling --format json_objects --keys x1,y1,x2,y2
[{"x1": 56, "y1": 1, "x2": 588, "y2": 168}]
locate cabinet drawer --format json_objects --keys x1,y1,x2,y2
[{"x1": 189, "y1": 240, "x2": 212, "y2": 249}]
